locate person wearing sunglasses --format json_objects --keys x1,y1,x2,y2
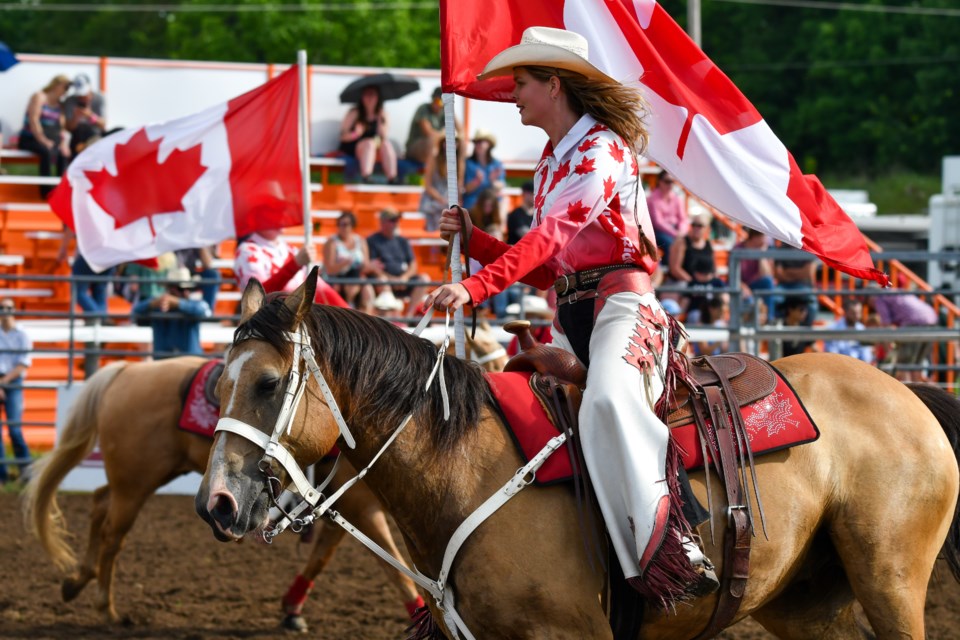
[
  {"x1": 647, "y1": 170, "x2": 690, "y2": 265},
  {"x1": 0, "y1": 299, "x2": 32, "y2": 485}
]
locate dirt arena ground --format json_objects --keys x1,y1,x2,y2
[{"x1": 2, "y1": 491, "x2": 959, "y2": 639}]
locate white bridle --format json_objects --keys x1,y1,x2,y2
[{"x1": 213, "y1": 309, "x2": 567, "y2": 640}]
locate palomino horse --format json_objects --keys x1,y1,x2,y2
[
  {"x1": 197, "y1": 271, "x2": 960, "y2": 639},
  {"x1": 22, "y1": 328, "x2": 508, "y2": 628}
]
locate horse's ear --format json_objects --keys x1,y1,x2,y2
[
  {"x1": 239, "y1": 278, "x2": 266, "y2": 325},
  {"x1": 284, "y1": 266, "x2": 318, "y2": 326}
]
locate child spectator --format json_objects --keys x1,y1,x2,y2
[{"x1": 823, "y1": 298, "x2": 873, "y2": 364}]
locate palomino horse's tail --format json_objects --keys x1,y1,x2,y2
[
  {"x1": 907, "y1": 382, "x2": 960, "y2": 582},
  {"x1": 21, "y1": 361, "x2": 130, "y2": 571}
]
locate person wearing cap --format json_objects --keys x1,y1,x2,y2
[
  {"x1": 463, "y1": 129, "x2": 505, "y2": 210},
  {"x1": 366, "y1": 208, "x2": 429, "y2": 310},
  {"x1": 425, "y1": 26, "x2": 717, "y2": 602},
  {"x1": 404, "y1": 86, "x2": 464, "y2": 165},
  {"x1": 132, "y1": 267, "x2": 212, "y2": 358},
  {"x1": 17, "y1": 74, "x2": 72, "y2": 198},
  {"x1": 64, "y1": 73, "x2": 106, "y2": 158}
]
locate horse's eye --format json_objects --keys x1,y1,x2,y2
[{"x1": 257, "y1": 376, "x2": 281, "y2": 395}]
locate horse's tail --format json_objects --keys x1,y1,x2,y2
[
  {"x1": 21, "y1": 361, "x2": 129, "y2": 571},
  {"x1": 907, "y1": 382, "x2": 960, "y2": 582}
]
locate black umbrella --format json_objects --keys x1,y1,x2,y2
[{"x1": 339, "y1": 73, "x2": 420, "y2": 104}]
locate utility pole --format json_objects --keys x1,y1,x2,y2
[{"x1": 688, "y1": 0, "x2": 702, "y2": 48}]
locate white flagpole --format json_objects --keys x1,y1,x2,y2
[
  {"x1": 298, "y1": 50, "x2": 312, "y2": 249},
  {"x1": 441, "y1": 92, "x2": 465, "y2": 359}
]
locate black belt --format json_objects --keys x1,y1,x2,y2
[{"x1": 553, "y1": 264, "x2": 641, "y2": 297}]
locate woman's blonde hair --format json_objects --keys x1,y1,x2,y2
[
  {"x1": 524, "y1": 66, "x2": 650, "y2": 156},
  {"x1": 44, "y1": 74, "x2": 72, "y2": 93}
]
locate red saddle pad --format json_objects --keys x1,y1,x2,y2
[
  {"x1": 486, "y1": 365, "x2": 819, "y2": 483},
  {"x1": 177, "y1": 359, "x2": 223, "y2": 438}
]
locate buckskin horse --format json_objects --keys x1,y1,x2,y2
[
  {"x1": 22, "y1": 325, "x2": 508, "y2": 628},
  {"x1": 197, "y1": 270, "x2": 960, "y2": 639}
]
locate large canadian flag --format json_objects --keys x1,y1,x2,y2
[
  {"x1": 50, "y1": 66, "x2": 303, "y2": 273},
  {"x1": 440, "y1": 0, "x2": 888, "y2": 285}
]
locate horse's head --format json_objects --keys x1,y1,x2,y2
[{"x1": 195, "y1": 268, "x2": 343, "y2": 541}]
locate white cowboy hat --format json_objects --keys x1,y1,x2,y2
[
  {"x1": 478, "y1": 26, "x2": 616, "y2": 84},
  {"x1": 166, "y1": 266, "x2": 199, "y2": 289},
  {"x1": 505, "y1": 295, "x2": 555, "y2": 319}
]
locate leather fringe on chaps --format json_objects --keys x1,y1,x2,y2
[{"x1": 624, "y1": 315, "x2": 701, "y2": 611}]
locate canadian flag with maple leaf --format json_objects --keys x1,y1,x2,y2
[
  {"x1": 440, "y1": 0, "x2": 889, "y2": 285},
  {"x1": 50, "y1": 65, "x2": 304, "y2": 273}
]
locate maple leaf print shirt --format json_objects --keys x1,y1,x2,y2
[
  {"x1": 234, "y1": 233, "x2": 306, "y2": 294},
  {"x1": 461, "y1": 115, "x2": 656, "y2": 306}
]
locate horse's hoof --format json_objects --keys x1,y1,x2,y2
[
  {"x1": 281, "y1": 614, "x2": 309, "y2": 633},
  {"x1": 61, "y1": 578, "x2": 85, "y2": 602}
]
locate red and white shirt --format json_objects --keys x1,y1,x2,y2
[
  {"x1": 233, "y1": 232, "x2": 348, "y2": 307},
  {"x1": 461, "y1": 115, "x2": 656, "y2": 305}
]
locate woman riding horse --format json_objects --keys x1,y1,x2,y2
[
  {"x1": 425, "y1": 26, "x2": 714, "y2": 602},
  {"x1": 197, "y1": 272, "x2": 960, "y2": 638}
]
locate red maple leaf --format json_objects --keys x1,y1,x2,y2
[
  {"x1": 586, "y1": 123, "x2": 608, "y2": 136},
  {"x1": 630, "y1": 154, "x2": 639, "y2": 176},
  {"x1": 567, "y1": 200, "x2": 591, "y2": 222},
  {"x1": 574, "y1": 156, "x2": 597, "y2": 176},
  {"x1": 548, "y1": 160, "x2": 570, "y2": 193},
  {"x1": 577, "y1": 137, "x2": 599, "y2": 153},
  {"x1": 622, "y1": 315, "x2": 664, "y2": 374},
  {"x1": 603, "y1": 176, "x2": 616, "y2": 201},
  {"x1": 85, "y1": 128, "x2": 207, "y2": 235},
  {"x1": 609, "y1": 1, "x2": 762, "y2": 159},
  {"x1": 608, "y1": 141, "x2": 624, "y2": 163}
]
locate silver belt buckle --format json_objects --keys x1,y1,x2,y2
[{"x1": 561, "y1": 273, "x2": 572, "y2": 295}]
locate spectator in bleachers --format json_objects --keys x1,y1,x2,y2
[
  {"x1": 773, "y1": 251, "x2": 818, "y2": 326},
  {"x1": 118, "y1": 251, "x2": 177, "y2": 310},
  {"x1": 667, "y1": 212, "x2": 723, "y2": 321},
  {"x1": 233, "y1": 228, "x2": 347, "y2": 306},
  {"x1": 366, "y1": 208, "x2": 429, "y2": 314},
  {"x1": 507, "y1": 181, "x2": 535, "y2": 245},
  {"x1": 0, "y1": 298, "x2": 32, "y2": 485},
  {"x1": 133, "y1": 267, "x2": 211, "y2": 358},
  {"x1": 339, "y1": 85, "x2": 399, "y2": 184},
  {"x1": 175, "y1": 246, "x2": 220, "y2": 314},
  {"x1": 418, "y1": 136, "x2": 463, "y2": 231},
  {"x1": 60, "y1": 227, "x2": 115, "y2": 323},
  {"x1": 779, "y1": 296, "x2": 814, "y2": 357},
  {"x1": 64, "y1": 73, "x2": 106, "y2": 158},
  {"x1": 463, "y1": 130, "x2": 505, "y2": 210},
  {"x1": 692, "y1": 294, "x2": 730, "y2": 356},
  {"x1": 869, "y1": 275, "x2": 939, "y2": 382},
  {"x1": 734, "y1": 228, "x2": 775, "y2": 323},
  {"x1": 18, "y1": 74, "x2": 72, "y2": 198},
  {"x1": 323, "y1": 211, "x2": 375, "y2": 313},
  {"x1": 471, "y1": 188, "x2": 504, "y2": 238},
  {"x1": 404, "y1": 87, "x2": 464, "y2": 166},
  {"x1": 647, "y1": 170, "x2": 689, "y2": 264},
  {"x1": 823, "y1": 297, "x2": 873, "y2": 364}
]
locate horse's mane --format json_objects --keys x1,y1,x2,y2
[{"x1": 233, "y1": 300, "x2": 494, "y2": 454}]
